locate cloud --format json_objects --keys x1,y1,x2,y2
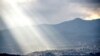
[{"x1": 6, "y1": 0, "x2": 100, "y2": 24}]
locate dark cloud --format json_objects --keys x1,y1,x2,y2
[
  {"x1": 69, "y1": 0, "x2": 100, "y2": 7},
  {"x1": 69, "y1": 0, "x2": 100, "y2": 19},
  {"x1": 90, "y1": 0, "x2": 100, "y2": 3},
  {"x1": 70, "y1": 0, "x2": 100, "y2": 3}
]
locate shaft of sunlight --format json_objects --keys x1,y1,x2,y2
[{"x1": 1, "y1": 0, "x2": 54, "y2": 54}]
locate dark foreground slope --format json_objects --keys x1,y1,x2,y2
[
  {"x1": 27, "y1": 50, "x2": 100, "y2": 56},
  {"x1": 0, "y1": 53, "x2": 20, "y2": 56},
  {"x1": 0, "y1": 50, "x2": 100, "y2": 56}
]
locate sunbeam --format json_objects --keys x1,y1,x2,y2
[{"x1": 1, "y1": 0, "x2": 56, "y2": 54}]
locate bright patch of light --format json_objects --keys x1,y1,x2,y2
[
  {"x1": 85, "y1": 13, "x2": 100, "y2": 20},
  {"x1": 1, "y1": 0, "x2": 54, "y2": 54},
  {"x1": 1, "y1": 0, "x2": 67, "y2": 54},
  {"x1": 80, "y1": 7, "x2": 100, "y2": 20},
  {"x1": 2, "y1": 0, "x2": 35, "y2": 28}
]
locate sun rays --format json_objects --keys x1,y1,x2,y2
[{"x1": 1, "y1": 0, "x2": 56, "y2": 54}]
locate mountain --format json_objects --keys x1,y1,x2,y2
[
  {"x1": 0, "y1": 18, "x2": 100, "y2": 54},
  {"x1": 36, "y1": 18, "x2": 100, "y2": 49}
]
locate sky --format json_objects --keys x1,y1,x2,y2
[
  {"x1": 1, "y1": 0, "x2": 100, "y2": 24},
  {"x1": 17, "y1": 0, "x2": 100, "y2": 24}
]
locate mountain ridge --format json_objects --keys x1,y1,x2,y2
[
  {"x1": 0, "y1": 18, "x2": 100, "y2": 54},
  {"x1": 37, "y1": 18, "x2": 100, "y2": 26}
]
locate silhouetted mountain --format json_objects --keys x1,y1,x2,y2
[
  {"x1": 37, "y1": 18, "x2": 100, "y2": 49},
  {"x1": 0, "y1": 18, "x2": 100, "y2": 55}
]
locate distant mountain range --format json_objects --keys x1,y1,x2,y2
[
  {"x1": 36, "y1": 18, "x2": 100, "y2": 49},
  {"x1": 0, "y1": 18, "x2": 100, "y2": 55}
]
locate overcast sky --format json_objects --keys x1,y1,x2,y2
[
  {"x1": 1, "y1": 0, "x2": 100, "y2": 24},
  {"x1": 17, "y1": 0, "x2": 100, "y2": 24}
]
